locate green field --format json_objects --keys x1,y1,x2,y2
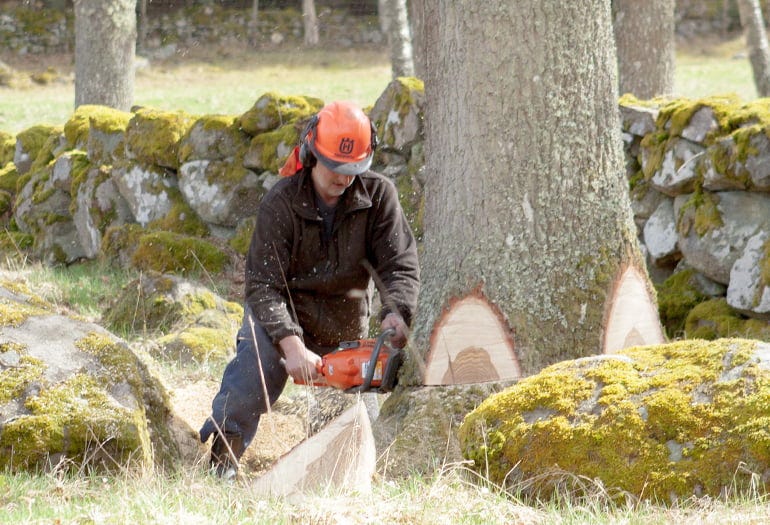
[
  {"x1": 0, "y1": 38, "x2": 765, "y2": 136},
  {"x1": 0, "y1": 48, "x2": 393, "y2": 135}
]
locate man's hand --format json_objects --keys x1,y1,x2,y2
[
  {"x1": 280, "y1": 335, "x2": 323, "y2": 383},
  {"x1": 381, "y1": 312, "x2": 409, "y2": 348}
]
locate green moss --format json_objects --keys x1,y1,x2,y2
[
  {"x1": 64, "y1": 105, "x2": 131, "y2": 149},
  {"x1": 0, "y1": 353, "x2": 45, "y2": 405},
  {"x1": 0, "y1": 373, "x2": 149, "y2": 472},
  {"x1": 0, "y1": 162, "x2": 19, "y2": 193},
  {"x1": 103, "y1": 273, "x2": 227, "y2": 336},
  {"x1": 460, "y1": 339, "x2": 770, "y2": 502},
  {"x1": 374, "y1": 77, "x2": 424, "y2": 148},
  {"x1": 677, "y1": 190, "x2": 723, "y2": 237},
  {"x1": 177, "y1": 114, "x2": 242, "y2": 163},
  {"x1": 0, "y1": 131, "x2": 15, "y2": 167},
  {"x1": 0, "y1": 298, "x2": 48, "y2": 326},
  {"x1": 15, "y1": 125, "x2": 60, "y2": 167},
  {"x1": 147, "y1": 197, "x2": 210, "y2": 237},
  {"x1": 249, "y1": 123, "x2": 300, "y2": 172},
  {"x1": 656, "y1": 269, "x2": 710, "y2": 338},
  {"x1": 239, "y1": 92, "x2": 324, "y2": 136},
  {"x1": 229, "y1": 217, "x2": 256, "y2": 255},
  {"x1": 684, "y1": 298, "x2": 770, "y2": 340},
  {"x1": 99, "y1": 223, "x2": 145, "y2": 266},
  {"x1": 0, "y1": 230, "x2": 33, "y2": 258},
  {"x1": 156, "y1": 326, "x2": 233, "y2": 364},
  {"x1": 125, "y1": 107, "x2": 196, "y2": 169},
  {"x1": 130, "y1": 231, "x2": 229, "y2": 276}
]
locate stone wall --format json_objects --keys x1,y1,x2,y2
[
  {"x1": 0, "y1": 5, "x2": 383, "y2": 56},
  {"x1": 622, "y1": 94, "x2": 770, "y2": 339},
  {"x1": 0, "y1": 77, "x2": 425, "y2": 276}
]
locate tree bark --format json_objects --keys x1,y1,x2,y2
[
  {"x1": 377, "y1": 0, "x2": 390, "y2": 34},
  {"x1": 408, "y1": 0, "x2": 426, "y2": 80},
  {"x1": 302, "y1": 0, "x2": 319, "y2": 47},
  {"x1": 74, "y1": 0, "x2": 136, "y2": 111},
  {"x1": 612, "y1": 0, "x2": 675, "y2": 98},
  {"x1": 737, "y1": 0, "x2": 770, "y2": 97},
  {"x1": 385, "y1": 0, "x2": 414, "y2": 78},
  {"x1": 407, "y1": 0, "x2": 663, "y2": 381}
]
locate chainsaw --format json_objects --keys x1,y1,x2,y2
[{"x1": 294, "y1": 328, "x2": 403, "y2": 393}]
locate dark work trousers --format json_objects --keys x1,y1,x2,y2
[{"x1": 198, "y1": 309, "x2": 288, "y2": 456}]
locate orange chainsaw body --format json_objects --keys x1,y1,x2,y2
[{"x1": 295, "y1": 330, "x2": 402, "y2": 392}]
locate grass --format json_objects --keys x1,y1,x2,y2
[
  {"x1": 3, "y1": 37, "x2": 770, "y2": 523},
  {"x1": 1, "y1": 461, "x2": 770, "y2": 524},
  {"x1": 0, "y1": 47, "x2": 392, "y2": 134}
]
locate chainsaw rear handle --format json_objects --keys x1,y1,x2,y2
[{"x1": 345, "y1": 327, "x2": 396, "y2": 393}]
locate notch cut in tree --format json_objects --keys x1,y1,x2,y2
[
  {"x1": 251, "y1": 401, "x2": 375, "y2": 499},
  {"x1": 423, "y1": 290, "x2": 519, "y2": 385},
  {"x1": 603, "y1": 264, "x2": 666, "y2": 354}
]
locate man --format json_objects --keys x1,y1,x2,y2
[{"x1": 199, "y1": 100, "x2": 420, "y2": 478}]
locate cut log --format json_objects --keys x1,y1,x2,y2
[
  {"x1": 251, "y1": 400, "x2": 375, "y2": 499},
  {"x1": 423, "y1": 293, "x2": 520, "y2": 385},
  {"x1": 602, "y1": 264, "x2": 666, "y2": 353}
]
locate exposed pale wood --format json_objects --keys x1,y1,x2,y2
[
  {"x1": 603, "y1": 265, "x2": 666, "y2": 353},
  {"x1": 251, "y1": 401, "x2": 375, "y2": 499},
  {"x1": 424, "y1": 294, "x2": 520, "y2": 385}
]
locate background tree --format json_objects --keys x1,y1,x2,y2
[
  {"x1": 612, "y1": 0, "x2": 675, "y2": 98},
  {"x1": 302, "y1": 0, "x2": 319, "y2": 46},
  {"x1": 737, "y1": 0, "x2": 770, "y2": 97},
  {"x1": 384, "y1": 0, "x2": 414, "y2": 78},
  {"x1": 408, "y1": 0, "x2": 426, "y2": 80},
  {"x1": 74, "y1": 0, "x2": 137, "y2": 111}
]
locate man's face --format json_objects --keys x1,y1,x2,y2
[{"x1": 311, "y1": 162, "x2": 356, "y2": 206}]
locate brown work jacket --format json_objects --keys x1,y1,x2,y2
[{"x1": 244, "y1": 168, "x2": 420, "y2": 353}]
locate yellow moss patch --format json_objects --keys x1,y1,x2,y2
[
  {"x1": 157, "y1": 326, "x2": 233, "y2": 364},
  {"x1": 0, "y1": 373, "x2": 150, "y2": 472},
  {"x1": 125, "y1": 107, "x2": 196, "y2": 169},
  {"x1": 238, "y1": 92, "x2": 324, "y2": 136},
  {"x1": 63, "y1": 105, "x2": 131, "y2": 149},
  {"x1": 459, "y1": 339, "x2": 770, "y2": 502}
]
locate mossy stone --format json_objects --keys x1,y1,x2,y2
[
  {"x1": 656, "y1": 269, "x2": 710, "y2": 338},
  {"x1": 239, "y1": 92, "x2": 324, "y2": 136},
  {"x1": 130, "y1": 231, "x2": 230, "y2": 276},
  {"x1": 156, "y1": 326, "x2": 234, "y2": 364},
  {"x1": 0, "y1": 162, "x2": 19, "y2": 193},
  {"x1": 459, "y1": 338, "x2": 770, "y2": 502},
  {"x1": 684, "y1": 298, "x2": 770, "y2": 340},
  {"x1": 0, "y1": 131, "x2": 15, "y2": 167},
  {"x1": 125, "y1": 107, "x2": 196, "y2": 169},
  {"x1": 63, "y1": 105, "x2": 131, "y2": 150}
]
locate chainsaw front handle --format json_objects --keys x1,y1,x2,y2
[{"x1": 346, "y1": 327, "x2": 396, "y2": 393}]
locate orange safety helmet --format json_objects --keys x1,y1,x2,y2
[{"x1": 299, "y1": 101, "x2": 378, "y2": 176}]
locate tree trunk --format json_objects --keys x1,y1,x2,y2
[
  {"x1": 406, "y1": 0, "x2": 663, "y2": 382},
  {"x1": 74, "y1": 0, "x2": 136, "y2": 111},
  {"x1": 385, "y1": 0, "x2": 414, "y2": 78},
  {"x1": 737, "y1": 0, "x2": 770, "y2": 97},
  {"x1": 612, "y1": 0, "x2": 675, "y2": 98},
  {"x1": 377, "y1": 0, "x2": 390, "y2": 34},
  {"x1": 302, "y1": 0, "x2": 319, "y2": 47},
  {"x1": 408, "y1": 0, "x2": 427, "y2": 80},
  {"x1": 137, "y1": 0, "x2": 147, "y2": 54},
  {"x1": 248, "y1": 0, "x2": 260, "y2": 47}
]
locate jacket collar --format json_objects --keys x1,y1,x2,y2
[{"x1": 291, "y1": 170, "x2": 372, "y2": 220}]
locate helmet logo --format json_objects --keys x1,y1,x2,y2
[{"x1": 338, "y1": 137, "x2": 355, "y2": 156}]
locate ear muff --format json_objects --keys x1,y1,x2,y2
[{"x1": 298, "y1": 115, "x2": 319, "y2": 168}]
